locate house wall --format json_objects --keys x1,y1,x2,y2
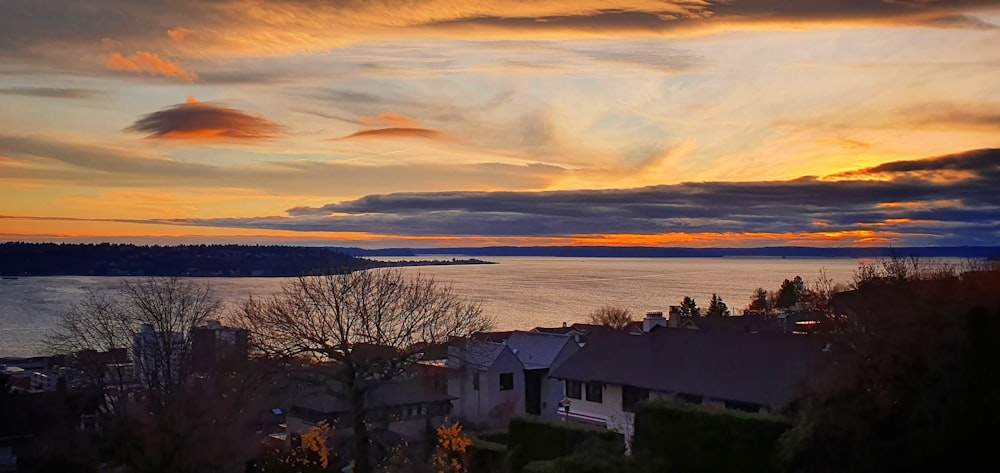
[
  {"x1": 540, "y1": 342, "x2": 580, "y2": 421},
  {"x1": 448, "y1": 347, "x2": 525, "y2": 428},
  {"x1": 559, "y1": 382, "x2": 672, "y2": 445}
]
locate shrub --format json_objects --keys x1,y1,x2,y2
[
  {"x1": 507, "y1": 417, "x2": 623, "y2": 472},
  {"x1": 633, "y1": 400, "x2": 790, "y2": 473},
  {"x1": 467, "y1": 435, "x2": 507, "y2": 473}
]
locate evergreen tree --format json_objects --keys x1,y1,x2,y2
[
  {"x1": 679, "y1": 296, "x2": 701, "y2": 317},
  {"x1": 747, "y1": 287, "x2": 772, "y2": 312},
  {"x1": 706, "y1": 293, "x2": 731, "y2": 317},
  {"x1": 775, "y1": 276, "x2": 806, "y2": 308}
]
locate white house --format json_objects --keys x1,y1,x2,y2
[
  {"x1": 447, "y1": 331, "x2": 580, "y2": 427},
  {"x1": 549, "y1": 328, "x2": 821, "y2": 444},
  {"x1": 447, "y1": 339, "x2": 526, "y2": 428},
  {"x1": 503, "y1": 331, "x2": 579, "y2": 421}
]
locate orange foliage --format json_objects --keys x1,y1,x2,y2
[{"x1": 433, "y1": 420, "x2": 472, "y2": 473}]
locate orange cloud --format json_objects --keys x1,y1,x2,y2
[
  {"x1": 167, "y1": 27, "x2": 192, "y2": 43},
  {"x1": 359, "y1": 112, "x2": 420, "y2": 127},
  {"x1": 333, "y1": 127, "x2": 451, "y2": 141},
  {"x1": 127, "y1": 97, "x2": 283, "y2": 141},
  {"x1": 105, "y1": 51, "x2": 197, "y2": 81}
]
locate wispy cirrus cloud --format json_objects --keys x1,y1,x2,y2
[
  {"x1": 333, "y1": 127, "x2": 450, "y2": 141},
  {"x1": 0, "y1": 133, "x2": 567, "y2": 195},
  {"x1": 105, "y1": 51, "x2": 197, "y2": 81},
  {"x1": 0, "y1": 87, "x2": 107, "y2": 99},
  {"x1": 359, "y1": 112, "x2": 420, "y2": 127},
  {"x1": 126, "y1": 97, "x2": 283, "y2": 141},
  {"x1": 1, "y1": 0, "x2": 996, "y2": 64}
]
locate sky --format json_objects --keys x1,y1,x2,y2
[{"x1": 1, "y1": 0, "x2": 998, "y2": 248}]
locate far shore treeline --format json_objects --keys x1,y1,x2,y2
[{"x1": 0, "y1": 242, "x2": 494, "y2": 277}]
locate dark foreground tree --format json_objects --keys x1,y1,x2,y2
[
  {"x1": 778, "y1": 264, "x2": 1000, "y2": 473},
  {"x1": 586, "y1": 305, "x2": 634, "y2": 329},
  {"x1": 235, "y1": 269, "x2": 493, "y2": 473}
]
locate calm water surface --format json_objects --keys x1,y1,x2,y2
[{"x1": 0, "y1": 257, "x2": 863, "y2": 357}]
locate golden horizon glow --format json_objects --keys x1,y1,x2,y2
[{"x1": 2, "y1": 1, "x2": 998, "y2": 247}]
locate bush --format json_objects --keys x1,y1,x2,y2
[
  {"x1": 633, "y1": 400, "x2": 790, "y2": 473},
  {"x1": 507, "y1": 417, "x2": 623, "y2": 472},
  {"x1": 476, "y1": 430, "x2": 509, "y2": 445},
  {"x1": 467, "y1": 435, "x2": 507, "y2": 473},
  {"x1": 521, "y1": 460, "x2": 558, "y2": 473}
]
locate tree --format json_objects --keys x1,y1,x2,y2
[
  {"x1": 705, "y1": 294, "x2": 730, "y2": 317},
  {"x1": 678, "y1": 296, "x2": 700, "y2": 318},
  {"x1": 746, "y1": 287, "x2": 772, "y2": 313},
  {"x1": 775, "y1": 276, "x2": 805, "y2": 309},
  {"x1": 235, "y1": 269, "x2": 493, "y2": 473},
  {"x1": 49, "y1": 277, "x2": 221, "y2": 406},
  {"x1": 46, "y1": 277, "x2": 243, "y2": 471},
  {"x1": 586, "y1": 305, "x2": 634, "y2": 329},
  {"x1": 778, "y1": 265, "x2": 1000, "y2": 472}
]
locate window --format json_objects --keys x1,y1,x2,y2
[
  {"x1": 676, "y1": 393, "x2": 703, "y2": 405},
  {"x1": 621, "y1": 385, "x2": 649, "y2": 412},
  {"x1": 565, "y1": 380, "x2": 582, "y2": 399},
  {"x1": 473, "y1": 372, "x2": 480, "y2": 391},
  {"x1": 499, "y1": 372, "x2": 514, "y2": 391},
  {"x1": 585, "y1": 382, "x2": 604, "y2": 403}
]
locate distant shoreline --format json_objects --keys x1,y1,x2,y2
[{"x1": 336, "y1": 245, "x2": 1000, "y2": 260}]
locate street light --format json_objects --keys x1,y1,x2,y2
[
  {"x1": 557, "y1": 396, "x2": 572, "y2": 457},
  {"x1": 558, "y1": 396, "x2": 572, "y2": 422}
]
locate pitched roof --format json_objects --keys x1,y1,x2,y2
[
  {"x1": 470, "y1": 330, "x2": 516, "y2": 342},
  {"x1": 293, "y1": 377, "x2": 454, "y2": 414},
  {"x1": 447, "y1": 339, "x2": 511, "y2": 370},
  {"x1": 505, "y1": 331, "x2": 574, "y2": 370},
  {"x1": 549, "y1": 328, "x2": 821, "y2": 408}
]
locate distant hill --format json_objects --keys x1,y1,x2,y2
[
  {"x1": 332, "y1": 245, "x2": 1000, "y2": 259},
  {"x1": 0, "y1": 243, "x2": 371, "y2": 277}
]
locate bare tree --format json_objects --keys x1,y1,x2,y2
[
  {"x1": 234, "y1": 269, "x2": 492, "y2": 473},
  {"x1": 48, "y1": 291, "x2": 134, "y2": 415},
  {"x1": 586, "y1": 305, "x2": 634, "y2": 329},
  {"x1": 47, "y1": 277, "x2": 228, "y2": 471}
]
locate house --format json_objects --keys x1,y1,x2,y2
[
  {"x1": 549, "y1": 328, "x2": 821, "y2": 443},
  {"x1": 447, "y1": 339, "x2": 526, "y2": 428},
  {"x1": 531, "y1": 319, "x2": 645, "y2": 345},
  {"x1": 447, "y1": 331, "x2": 580, "y2": 426},
  {"x1": 503, "y1": 331, "x2": 579, "y2": 420},
  {"x1": 286, "y1": 374, "x2": 454, "y2": 441}
]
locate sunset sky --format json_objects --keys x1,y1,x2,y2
[{"x1": 1, "y1": 0, "x2": 998, "y2": 247}]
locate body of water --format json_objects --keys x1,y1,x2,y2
[{"x1": 0, "y1": 257, "x2": 866, "y2": 357}]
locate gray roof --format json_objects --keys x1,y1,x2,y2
[
  {"x1": 447, "y1": 339, "x2": 509, "y2": 370},
  {"x1": 506, "y1": 331, "x2": 573, "y2": 370},
  {"x1": 549, "y1": 328, "x2": 822, "y2": 408},
  {"x1": 294, "y1": 377, "x2": 455, "y2": 414}
]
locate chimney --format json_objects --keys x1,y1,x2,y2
[
  {"x1": 562, "y1": 321, "x2": 568, "y2": 328},
  {"x1": 667, "y1": 306, "x2": 682, "y2": 327},
  {"x1": 643, "y1": 311, "x2": 667, "y2": 333}
]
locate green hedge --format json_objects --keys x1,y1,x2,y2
[
  {"x1": 476, "y1": 430, "x2": 509, "y2": 445},
  {"x1": 507, "y1": 417, "x2": 623, "y2": 472},
  {"x1": 632, "y1": 400, "x2": 791, "y2": 473},
  {"x1": 468, "y1": 435, "x2": 508, "y2": 473},
  {"x1": 521, "y1": 460, "x2": 558, "y2": 473}
]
